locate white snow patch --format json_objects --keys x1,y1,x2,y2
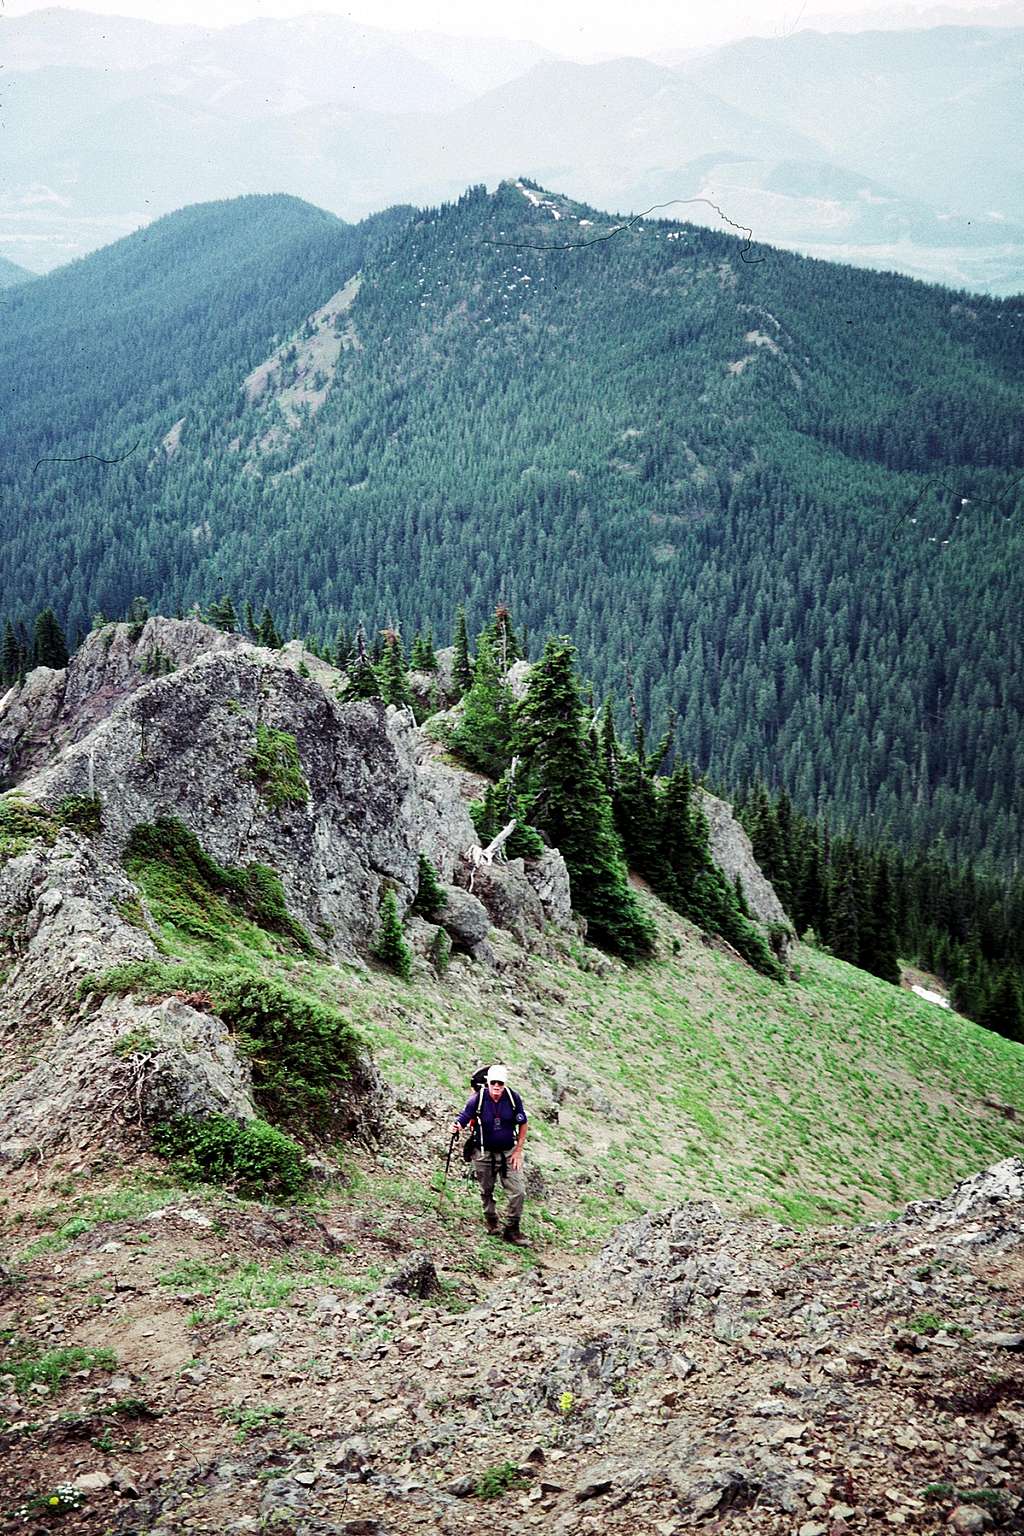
[{"x1": 911, "y1": 984, "x2": 950, "y2": 1009}]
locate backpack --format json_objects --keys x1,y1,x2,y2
[{"x1": 461, "y1": 1066, "x2": 521, "y2": 1161}]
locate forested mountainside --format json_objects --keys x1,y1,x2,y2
[
  {"x1": 0, "y1": 255, "x2": 32, "y2": 288},
  {"x1": 2, "y1": 183, "x2": 1022, "y2": 870}
]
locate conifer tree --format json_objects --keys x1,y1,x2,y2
[
  {"x1": 372, "y1": 887, "x2": 413, "y2": 981},
  {"x1": 411, "y1": 854, "x2": 446, "y2": 920},
  {"x1": 345, "y1": 626, "x2": 382, "y2": 701},
  {"x1": 977, "y1": 969, "x2": 1024, "y2": 1042},
  {"x1": 244, "y1": 600, "x2": 257, "y2": 638},
  {"x1": 483, "y1": 604, "x2": 521, "y2": 671},
  {"x1": 1, "y1": 620, "x2": 20, "y2": 682},
  {"x1": 599, "y1": 700, "x2": 618, "y2": 795},
  {"x1": 333, "y1": 623, "x2": 352, "y2": 670},
  {"x1": 861, "y1": 853, "x2": 900, "y2": 984},
  {"x1": 207, "y1": 594, "x2": 238, "y2": 633},
  {"x1": 33, "y1": 607, "x2": 68, "y2": 670},
  {"x1": 449, "y1": 632, "x2": 514, "y2": 778},
  {"x1": 517, "y1": 638, "x2": 654, "y2": 960},
  {"x1": 452, "y1": 605, "x2": 473, "y2": 696},
  {"x1": 257, "y1": 606, "x2": 283, "y2": 649},
  {"x1": 377, "y1": 629, "x2": 412, "y2": 708}
]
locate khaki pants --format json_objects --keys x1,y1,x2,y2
[{"x1": 474, "y1": 1149, "x2": 525, "y2": 1230}]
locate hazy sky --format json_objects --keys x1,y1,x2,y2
[{"x1": 3, "y1": 0, "x2": 1008, "y2": 56}]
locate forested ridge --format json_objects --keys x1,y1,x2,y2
[{"x1": 2, "y1": 181, "x2": 1021, "y2": 874}]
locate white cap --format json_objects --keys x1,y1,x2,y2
[{"x1": 487, "y1": 1064, "x2": 510, "y2": 1084}]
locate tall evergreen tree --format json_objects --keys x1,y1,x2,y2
[
  {"x1": 344, "y1": 625, "x2": 382, "y2": 701},
  {"x1": 377, "y1": 629, "x2": 412, "y2": 708},
  {"x1": 977, "y1": 969, "x2": 1024, "y2": 1043},
  {"x1": 1, "y1": 620, "x2": 20, "y2": 682},
  {"x1": 448, "y1": 632, "x2": 514, "y2": 777},
  {"x1": 861, "y1": 852, "x2": 900, "y2": 984},
  {"x1": 517, "y1": 637, "x2": 654, "y2": 960},
  {"x1": 452, "y1": 606, "x2": 473, "y2": 697},
  {"x1": 33, "y1": 607, "x2": 68, "y2": 670}
]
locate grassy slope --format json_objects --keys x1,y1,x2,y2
[
  {"x1": 95, "y1": 810, "x2": 1024, "y2": 1234},
  {"x1": 345, "y1": 927, "x2": 1023, "y2": 1232}
]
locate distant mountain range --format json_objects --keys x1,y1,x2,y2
[{"x1": 2, "y1": 8, "x2": 1022, "y2": 293}]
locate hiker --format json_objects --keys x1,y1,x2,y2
[{"x1": 451, "y1": 1064, "x2": 529, "y2": 1245}]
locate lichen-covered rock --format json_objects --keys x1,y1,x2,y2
[
  {"x1": 19, "y1": 649, "x2": 455, "y2": 959},
  {"x1": 523, "y1": 847, "x2": 573, "y2": 929},
  {"x1": 0, "y1": 618, "x2": 248, "y2": 781},
  {"x1": 437, "y1": 884, "x2": 490, "y2": 951},
  {"x1": 456, "y1": 858, "x2": 546, "y2": 944},
  {"x1": 0, "y1": 838, "x2": 154, "y2": 1038},
  {"x1": 697, "y1": 789, "x2": 788, "y2": 928},
  {"x1": 0, "y1": 994, "x2": 257, "y2": 1167}
]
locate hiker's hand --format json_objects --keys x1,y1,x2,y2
[
  {"x1": 510, "y1": 1147, "x2": 523, "y2": 1172},
  {"x1": 450, "y1": 1121, "x2": 462, "y2": 1138}
]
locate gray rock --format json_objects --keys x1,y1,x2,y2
[
  {"x1": 697, "y1": 788, "x2": 788, "y2": 929},
  {"x1": 949, "y1": 1506, "x2": 991, "y2": 1533},
  {"x1": 329, "y1": 1435, "x2": 372, "y2": 1474},
  {"x1": 523, "y1": 848, "x2": 573, "y2": 930},
  {"x1": 0, "y1": 991, "x2": 257, "y2": 1165},
  {"x1": 385, "y1": 1254, "x2": 441, "y2": 1299},
  {"x1": 437, "y1": 884, "x2": 490, "y2": 950},
  {"x1": 246, "y1": 1331, "x2": 280, "y2": 1356},
  {"x1": 574, "y1": 1467, "x2": 615, "y2": 1501},
  {"x1": 976, "y1": 1331, "x2": 1024, "y2": 1350},
  {"x1": 459, "y1": 858, "x2": 546, "y2": 943}
]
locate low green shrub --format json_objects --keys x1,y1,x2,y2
[
  {"x1": 475, "y1": 1462, "x2": 529, "y2": 1500},
  {"x1": 55, "y1": 794, "x2": 103, "y2": 835},
  {"x1": 153, "y1": 1115, "x2": 308, "y2": 1197}
]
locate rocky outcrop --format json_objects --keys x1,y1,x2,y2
[
  {"x1": 698, "y1": 788, "x2": 789, "y2": 928},
  {"x1": 0, "y1": 618, "x2": 248, "y2": 782},
  {"x1": 13, "y1": 646, "x2": 481, "y2": 960},
  {"x1": 0, "y1": 993, "x2": 257, "y2": 1166}
]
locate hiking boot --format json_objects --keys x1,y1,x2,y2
[
  {"x1": 502, "y1": 1227, "x2": 529, "y2": 1247},
  {"x1": 485, "y1": 1216, "x2": 500, "y2": 1235}
]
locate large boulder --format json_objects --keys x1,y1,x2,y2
[
  {"x1": 0, "y1": 994, "x2": 257, "y2": 1167},
  {"x1": 0, "y1": 618, "x2": 247, "y2": 782}
]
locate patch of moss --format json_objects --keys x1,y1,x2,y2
[
  {"x1": 123, "y1": 817, "x2": 313, "y2": 956},
  {"x1": 55, "y1": 794, "x2": 103, "y2": 836},
  {"x1": 247, "y1": 725, "x2": 309, "y2": 812},
  {"x1": 0, "y1": 796, "x2": 57, "y2": 864}
]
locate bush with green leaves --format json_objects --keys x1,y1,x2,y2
[
  {"x1": 153, "y1": 1114, "x2": 308, "y2": 1197},
  {"x1": 475, "y1": 1463, "x2": 529, "y2": 1500}
]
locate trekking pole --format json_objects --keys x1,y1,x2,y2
[{"x1": 438, "y1": 1127, "x2": 459, "y2": 1215}]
